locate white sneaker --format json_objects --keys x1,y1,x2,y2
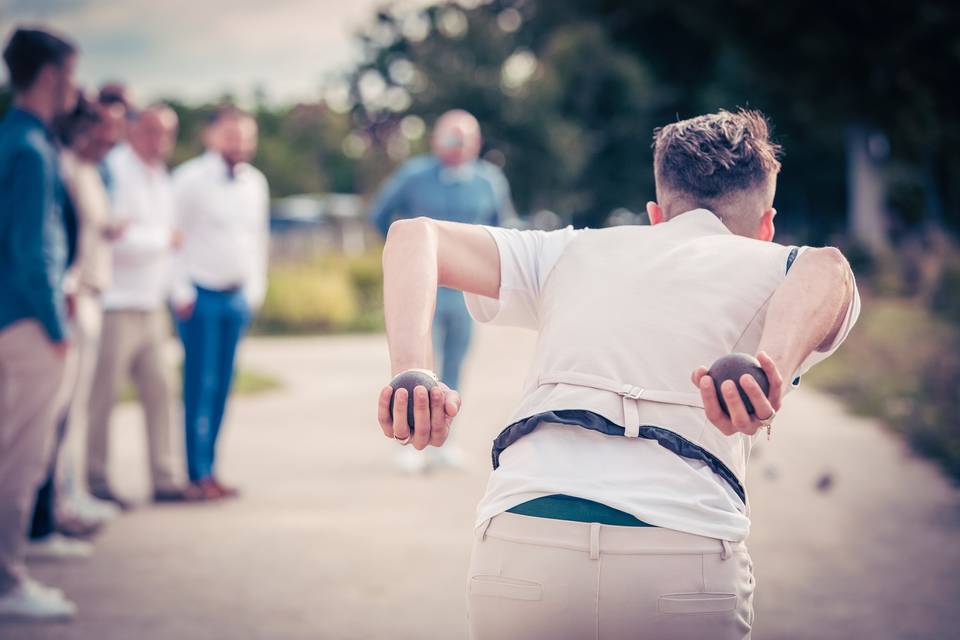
[
  {"x1": 25, "y1": 534, "x2": 93, "y2": 562},
  {"x1": 23, "y1": 576, "x2": 65, "y2": 600},
  {"x1": 0, "y1": 579, "x2": 76, "y2": 621},
  {"x1": 72, "y1": 492, "x2": 120, "y2": 521},
  {"x1": 394, "y1": 447, "x2": 429, "y2": 474}
]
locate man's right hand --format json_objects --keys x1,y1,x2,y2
[{"x1": 377, "y1": 382, "x2": 462, "y2": 450}]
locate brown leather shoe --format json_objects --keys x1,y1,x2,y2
[
  {"x1": 211, "y1": 477, "x2": 239, "y2": 499},
  {"x1": 153, "y1": 487, "x2": 192, "y2": 503},
  {"x1": 182, "y1": 479, "x2": 222, "y2": 502}
]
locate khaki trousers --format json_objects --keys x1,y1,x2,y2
[
  {"x1": 0, "y1": 320, "x2": 66, "y2": 593},
  {"x1": 87, "y1": 309, "x2": 178, "y2": 493},
  {"x1": 53, "y1": 291, "x2": 103, "y2": 501},
  {"x1": 467, "y1": 512, "x2": 755, "y2": 640}
]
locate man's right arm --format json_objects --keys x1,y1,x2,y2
[
  {"x1": 382, "y1": 217, "x2": 500, "y2": 375},
  {"x1": 8, "y1": 147, "x2": 68, "y2": 344},
  {"x1": 378, "y1": 217, "x2": 499, "y2": 449}
]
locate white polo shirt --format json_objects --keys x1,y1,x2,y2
[
  {"x1": 465, "y1": 223, "x2": 860, "y2": 541},
  {"x1": 171, "y1": 152, "x2": 270, "y2": 308}
]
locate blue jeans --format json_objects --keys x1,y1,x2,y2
[
  {"x1": 177, "y1": 286, "x2": 250, "y2": 482},
  {"x1": 432, "y1": 288, "x2": 473, "y2": 391}
]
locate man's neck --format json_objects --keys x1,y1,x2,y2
[{"x1": 13, "y1": 93, "x2": 55, "y2": 126}]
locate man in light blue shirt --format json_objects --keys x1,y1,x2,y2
[{"x1": 370, "y1": 110, "x2": 516, "y2": 471}]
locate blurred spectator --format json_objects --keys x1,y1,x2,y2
[
  {"x1": 95, "y1": 82, "x2": 134, "y2": 192},
  {"x1": 27, "y1": 94, "x2": 127, "y2": 560},
  {"x1": 171, "y1": 106, "x2": 269, "y2": 500},
  {"x1": 86, "y1": 104, "x2": 186, "y2": 506},
  {"x1": 0, "y1": 27, "x2": 80, "y2": 621},
  {"x1": 369, "y1": 109, "x2": 516, "y2": 472}
]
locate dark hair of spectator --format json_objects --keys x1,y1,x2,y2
[
  {"x1": 206, "y1": 104, "x2": 252, "y2": 127},
  {"x1": 55, "y1": 93, "x2": 101, "y2": 147},
  {"x1": 98, "y1": 83, "x2": 131, "y2": 110},
  {"x1": 2, "y1": 27, "x2": 77, "y2": 92}
]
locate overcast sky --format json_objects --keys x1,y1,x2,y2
[{"x1": 0, "y1": 0, "x2": 434, "y2": 104}]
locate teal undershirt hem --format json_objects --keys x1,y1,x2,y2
[{"x1": 506, "y1": 494, "x2": 655, "y2": 527}]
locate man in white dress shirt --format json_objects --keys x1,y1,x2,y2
[
  {"x1": 171, "y1": 106, "x2": 268, "y2": 500},
  {"x1": 87, "y1": 103, "x2": 185, "y2": 506},
  {"x1": 375, "y1": 109, "x2": 859, "y2": 639}
]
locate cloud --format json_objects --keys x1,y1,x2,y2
[{"x1": 0, "y1": 0, "x2": 435, "y2": 103}]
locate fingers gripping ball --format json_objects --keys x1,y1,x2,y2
[
  {"x1": 388, "y1": 369, "x2": 440, "y2": 432},
  {"x1": 707, "y1": 353, "x2": 770, "y2": 416}
]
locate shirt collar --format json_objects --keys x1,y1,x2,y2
[
  {"x1": 204, "y1": 151, "x2": 248, "y2": 181},
  {"x1": 671, "y1": 208, "x2": 732, "y2": 235},
  {"x1": 438, "y1": 160, "x2": 478, "y2": 183},
  {"x1": 8, "y1": 106, "x2": 53, "y2": 138}
]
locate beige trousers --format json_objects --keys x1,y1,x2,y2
[
  {"x1": 0, "y1": 320, "x2": 66, "y2": 593},
  {"x1": 87, "y1": 309, "x2": 178, "y2": 493},
  {"x1": 467, "y1": 513, "x2": 755, "y2": 640},
  {"x1": 53, "y1": 291, "x2": 103, "y2": 501}
]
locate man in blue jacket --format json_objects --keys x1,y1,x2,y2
[
  {"x1": 370, "y1": 109, "x2": 516, "y2": 472},
  {"x1": 0, "y1": 27, "x2": 80, "y2": 621}
]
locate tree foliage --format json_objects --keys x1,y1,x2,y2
[{"x1": 342, "y1": 0, "x2": 960, "y2": 240}]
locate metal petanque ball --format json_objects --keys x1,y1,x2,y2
[
  {"x1": 707, "y1": 353, "x2": 770, "y2": 416},
  {"x1": 388, "y1": 369, "x2": 439, "y2": 431}
]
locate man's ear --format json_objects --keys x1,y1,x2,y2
[
  {"x1": 755, "y1": 207, "x2": 776, "y2": 241},
  {"x1": 646, "y1": 201, "x2": 665, "y2": 226}
]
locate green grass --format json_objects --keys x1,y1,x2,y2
[
  {"x1": 119, "y1": 367, "x2": 282, "y2": 403},
  {"x1": 806, "y1": 297, "x2": 960, "y2": 480}
]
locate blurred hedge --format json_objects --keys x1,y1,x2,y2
[{"x1": 253, "y1": 251, "x2": 385, "y2": 334}]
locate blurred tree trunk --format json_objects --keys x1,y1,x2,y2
[{"x1": 846, "y1": 124, "x2": 892, "y2": 253}]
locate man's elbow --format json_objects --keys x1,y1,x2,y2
[
  {"x1": 809, "y1": 246, "x2": 852, "y2": 291},
  {"x1": 384, "y1": 217, "x2": 435, "y2": 246}
]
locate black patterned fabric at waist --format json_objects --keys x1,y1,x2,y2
[{"x1": 491, "y1": 410, "x2": 746, "y2": 503}]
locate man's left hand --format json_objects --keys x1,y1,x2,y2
[{"x1": 691, "y1": 351, "x2": 784, "y2": 436}]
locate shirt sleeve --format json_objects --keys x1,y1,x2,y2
[
  {"x1": 8, "y1": 146, "x2": 68, "y2": 341},
  {"x1": 168, "y1": 167, "x2": 198, "y2": 307},
  {"x1": 464, "y1": 225, "x2": 580, "y2": 330},
  {"x1": 109, "y1": 172, "x2": 172, "y2": 266},
  {"x1": 790, "y1": 247, "x2": 862, "y2": 384},
  {"x1": 243, "y1": 174, "x2": 270, "y2": 309}
]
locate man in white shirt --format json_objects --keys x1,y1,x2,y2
[
  {"x1": 171, "y1": 106, "x2": 268, "y2": 500},
  {"x1": 87, "y1": 103, "x2": 185, "y2": 506},
  {"x1": 375, "y1": 109, "x2": 859, "y2": 639}
]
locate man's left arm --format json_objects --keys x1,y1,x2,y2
[
  {"x1": 369, "y1": 165, "x2": 411, "y2": 237},
  {"x1": 9, "y1": 147, "x2": 69, "y2": 344},
  {"x1": 244, "y1": 175, "x2": 270, "y2": 310},
  {"x1": 693, "y1": 247, "x2": 858, "y2": 435}
]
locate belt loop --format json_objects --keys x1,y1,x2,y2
[
  {"x1": 720, "y1": 539, "x2": 732, "y2": 561},
  {"x1": 622, "y1": 397, "x2": 641, "y2": 438},
  {"x1": 476, "y1": 518, "x2": 492, "y2": 542},
  {"x1": 589, "y1": 523, "x2": 601, "y2": 560}
]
